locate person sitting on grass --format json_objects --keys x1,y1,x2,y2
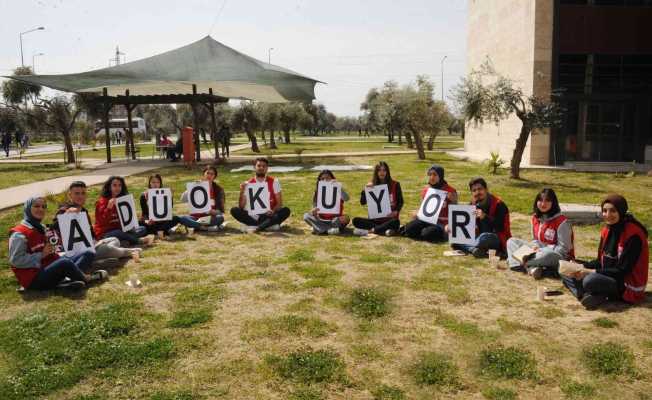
[
  {"x1": 139, "y1": 174, "x2": 197, "y2": 235},
  {"x1": 303, "y1": 169, "x2": 350, "y2": 235},
  {"x1": 230, "y1": 157, "x2": 291, "y2": 232},
  {"x1": 402, "y1": 164, "x2": 457, "y2": 242},
  {"x1": 94, "y1": 176, "x2": 154, "y2": 246},
  {"x1": 9, "y1": 196, "x2": 106, "y2": 291},
  {"x1": 506, "y1": 188, "x2": 574, "y2": 279},
  {"x1": 451, "y1": 177, "x2": 511, "y2": 258},
  {"x1": 178, "y1": 166, "x2": 225, "y2": 232},
  {"x1": 562, "y1": 194, "x2": 648, "y2": 310},
  {"x1": 352, "y1": 161, "x2": 403, "y2": 236},
  {"x1": 51, "y1": 181, "x2": 140, "y2": 268}
]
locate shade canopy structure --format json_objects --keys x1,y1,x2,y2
[
  {"x1": 3, "y1": 36, "x2": 322, "y2": 163},
  {"x1": 3, "y1": 36, "x2": 321, "y2": 103}
]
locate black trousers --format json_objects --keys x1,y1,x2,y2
[
  {"x1": 352, "y1": 217, "x2": 400, "y2": 235},
  {"x1": 140, "y1": 216, "x2": 181, "y2": 235},
  {"x1": 403, "y1": 219, "x2": 447, "y2": 242},
  {"x1": 230, "y1": 207, "x2": 291, "y2": 230}
]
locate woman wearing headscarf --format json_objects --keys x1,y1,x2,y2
[
  {"x1": 506, "y1": 188, "x2": 574, "y2": 279},
  {"x1": 8, "y1": 196, "x2": 106, "y2": 290},
  {"x1": 402, "y1": 164, "x2": 457, "y2": 242},
  {"x1": 563, "y1": 194, "x2": 648, "y2": 310}
]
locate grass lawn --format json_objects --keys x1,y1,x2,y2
[
  {"x1": 0, "y1": 153, "x2": 650, "y2": 399},
  {"x1": 0, "y1": 164, "x2": 88, "y2": 190},
  {"x1": 234, "y1": 138, "x2": 463, "y2": 155}
]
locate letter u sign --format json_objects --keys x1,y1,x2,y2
[{"x1": 317, "y1": 181, "x2": 342, "y2": 214}]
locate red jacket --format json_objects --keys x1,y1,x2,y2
[
  {"x1": 9, "y1": 223, "x2": 60, "y2": 288},
  {"x1": 531, "y1": 213, "x2": 575, "y2": 259},
  {"x1": 420, "y1": 183, "x2": 456, "y2": 225},
  {"x1": 599, "y1": 222, "x2": 648, "y2": 303},
  {"x1": 488, "y1": 194, "x2": 511, "y2": 253},
  {"x1": 248, "y1": 176, "x2": 278, "y2": 211},
  {"x1": 93, "y1": 196, "x2": 121, "y2": 238}
]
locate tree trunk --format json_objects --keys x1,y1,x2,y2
[
  {"x1": 398, "y1": 130, "x2": 403, "y2": 145},
  {"x1": 261, "y1": 130, "x2": 267, "y2": 145},
  {"x1": 283, "y1": 129, "x2": 291, "y2": 144},
  {"x1": 247, "y1": 129, "x2": 260, "y2": 153},
  {"x1": 410, "y1": 127, "x2": 426, "y2": 160},
  {"x1": 427, "y1": 131, "x2": 438, "y2": 151},
  {"x1": 63, "y1": 130, "x2": 75, "y2": 164},
  {"x1": 404, "y1": 130, "x2": 414, "y2": 149},
  {"x1": 270, "y1": 129, "x2": 277, "y2": 149},
  {"x1": 510, "y1": 122, "x2": 531, "y2": 179}
]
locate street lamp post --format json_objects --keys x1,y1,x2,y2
[
  {"x1": 440, "y1": 55, "x2": 448, "y2": 102},
  {"x1": 32, "y1": 52, "x2": 44, "y2": 74},
  {"x1": 268, "y1": 47, "x2": 274, "y2": 64},
  {"x1": 20, "y1": 26, "x2": 45, "y2": 67}
]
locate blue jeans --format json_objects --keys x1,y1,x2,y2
[
  {"x1": 562, "y1": 272, "x2": 620, "y2": 300},
  {"x1": 103, "y1": 226, "x2": 147, "y2": 245},
  {"x1": 453, "y1": 232, "x2": 500, "y2": 256},
  {"x1": 29, "y1": 251, "x2": 95, "y2": 290},
  {"x1": 177, "y1": 215, "x2": 224, "y2": 229}
]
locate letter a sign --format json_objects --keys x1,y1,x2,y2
[
  {"x1": 57, "y1": 212, "x2": 95, "y2": 256},
  {"x1": 147, "y1": 188, "x2": 173, "y2": 221},
  {"x1": 365, "y1": 184, "x2": 391, "y2": 219},
  {"x1": 448, "y1": 205, "x2": 476, "y2": 245},
  {"x1": 116, "y1": 194, "x2": 139, "y2": 232},
  {"x1": 417, "y1": 188, "x2": 448, "y2": 224},
  {"x1": 317, "y1": 181, "x2": 342, "y2": 215},
  {"x1": 245, "y1": 182, "x2": 270, "y2": 215},
  {"x1": 187, "y1": 182, "x2": 212, "y2": 214}
]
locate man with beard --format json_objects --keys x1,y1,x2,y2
[{"x1": 230, "y1": 158, "x2": 291, "y2": 232}]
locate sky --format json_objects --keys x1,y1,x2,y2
[{"x1": 0, "y1": 0, "x2": 467, "y2": 116}]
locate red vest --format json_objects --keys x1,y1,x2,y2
[
  {"x1": 93, "y1": 196, "x2": 121, "y2": 238},
  {"x1": 531, "y1": 214, "x2": 575, "y2": 259},
  {"x1": 248, "y1": 176, "x2": 278, "y2": 211},
  {"x1": 420, "y1": 183, "x2": 456, "y2": 225},
  {"x1": 9, "y1": 224, "x2": 60, "y2": 288},
  {"x1": 488, "y1": 194, "x2": 511, "y2": 252},
  {"x1": 598, "y1": 222, "x2": 648, "y2": 303},
  {"x1": 317, "y1": 197, "x2": 344, "y2": 221}
]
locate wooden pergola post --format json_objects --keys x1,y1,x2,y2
[
  {"x1": 207, "y1": 88, "x2": 220, "y2": 162},
  {"x1": 102, "y1": 87, "x2": 112, "y2": 163},
  {"x1": 124, "y1": 89, "x2": 137, "y2": 160},
  {"x1": 191, "y1": 84, "x2": 201, "y2": 162}
]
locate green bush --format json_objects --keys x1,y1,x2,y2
[
  {"x1": 266, "y1": 347, "x2": 346, "y2": 384},
  {"x1": 168, "y1": 308, "x2": 212, "y2": 328},
  {"x1": 372, "y1": 384, "x2": 405, "y2": 400},
  {"x1": 482, "y1": 386, "x2": 518, "y2": 400},
  {"x1": 346, "y1": 287, "x2": 392, "y2": 319},
  {"x1": 560, "y1": 380, "x2": 596, "y2": 399},
  {"x1": 591, "y1": 317, "x2": 619, "y2": 328},
  {"x1": 410, "y1": 352, "x2": 460, "y2": 388},
  {"x1": 479, "y1": 346, "x2": 537, "y2": 380},
  {"x1": 581, "y1": 342, "x2": 636, "y2": 376}
]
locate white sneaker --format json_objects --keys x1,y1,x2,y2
[
  {"x1": 327, "y1": 228, "x2": 340, "y2": 235},
  {"x1": 89, "y1": 270, "x2": 109, "y2": 283},
  {"x1": 241, "y1": 224, "x2": 257, "y2": 233},
  {"x1": 206, "y1": 225, "x2": 221, "y2": 232},
  {"x1": 267, "y1": 224, "x2": 281, "y2": 232},
  {"x1": 168, "y1": 224, "x2": 180, "y2": 234},
  {"x1": 385, "y1": 229, "x2": 395, "y2": 237},
  {"x1": 353, "y1": 228, "x2": 368, "y2": 236}
]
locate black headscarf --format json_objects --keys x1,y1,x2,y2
[
  {"x1": 427, "y1": 164, "x2": 447, "y2": 189},
  {"x1": 601, "y1": 194, "x2": 648, "y2": 257}
]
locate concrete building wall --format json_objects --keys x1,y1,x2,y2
[{"x1": 465, "y1": 0, "x2": 554, "y2": 165}]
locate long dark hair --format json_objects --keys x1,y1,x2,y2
[
  {"x1": 101, "y1": 176, "x2": 128, "y2": 198},
  {"x1": 313, "y1": 169, "x2": 336, "y2": 203},
  {"x1": 372, "y1": 161, "x2": 393, "y2": 185},
  {"x1": 147, "y1": 174, "x2": 163, "y2": 189},
  {"x1": 533, "y1": 188, "x2": 561, "y2": 218}
]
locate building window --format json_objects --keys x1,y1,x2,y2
[
  {"x1": 560, "y1": 0, "x2": 652, "y2": 5},
  {"x1": 557, "y1": 54, "x2": 652, "y2": 93}
]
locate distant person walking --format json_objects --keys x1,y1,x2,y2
[{"x1": 2, "y1": 132, "x2": 11, "y2": 157}]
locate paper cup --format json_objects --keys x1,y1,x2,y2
[
  {"x1": 488, "y1": 249, "x2": 497, "y2": 258},
  {"x1": 537, "y1": 286, "x2": 547, "y2": 301},
  {"x1": 157, "y1": 231, "x2": 165, "y2": 240},
  {"x1": 187, "y1": 228, "x2": 194, "y2": 236},
  {"x1": 132, "y1": 251, "x2": 140, "y2": 263}
]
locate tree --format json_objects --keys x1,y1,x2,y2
[
  {"x1": 452, "y1": 62, "x2": 563, "y2": 179},
  {"x1": 136, "y1": 104, "x2": 177, "y2": 143},
  {"x1": 1, "y1": 67, "x2": 91, "y2": 163},
  {"x1": 231, "y1": 101, "x2": 261, "y2": 153},
  {"x1": 279, "y1": 103, "x2": 304, "y2": 143},
  {"x1": 259, "y1": 103, "x2": 282, "y2": 149}
]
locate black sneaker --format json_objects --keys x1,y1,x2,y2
[
  {"x1": 471, "y1": 247, "x2": 487, "y2": 258},
  {"x1": 56, "y1": 280, "x2": 86, "y2": 290},
  {"x1": 528, "y1": 267, "x2": 544, "y2": 280},
  {"x1": 581, "y1": 294, "x2": 607, "y2": 310}
]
